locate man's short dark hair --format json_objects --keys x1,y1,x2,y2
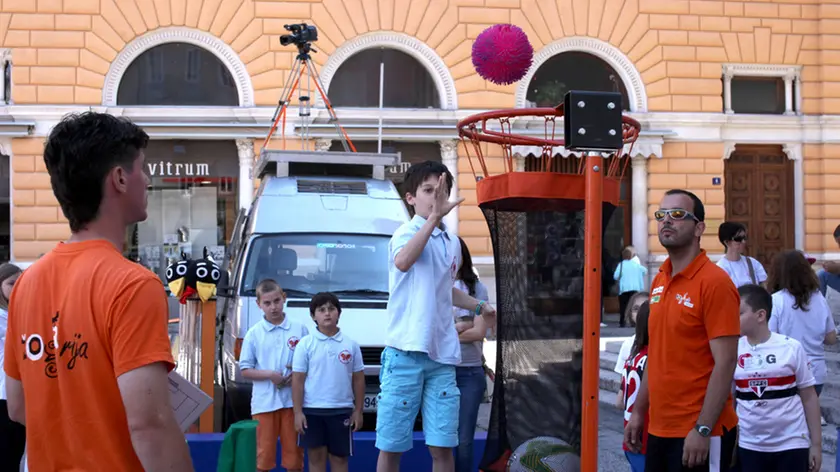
[
  {"x1": 738, "y1": 284, "x2": 773, "y2": 322},
  {"x1": 402, "y1": 161, "x2": 453, "y2": 198},
  {"x1": 834, "y1": 223, "x2": 840, "y2": 239},
  {"x1": 718, "y1": 221, "x2": 747, "y2": 250},
  {"x1": 309, "y1": 292, "x2": 342, "y2": 316},
  {"x1": 43, "y1": 112, "x2": 149, "y2": 232},
  {"x1": 664, "y1": 189, "x2": 705, "y2": 222}
]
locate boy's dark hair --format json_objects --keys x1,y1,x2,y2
[
  {"x1": 738, "y1": 284, "x2": 773, "y2": 321},
  {"x1": 834, "y1": 223, "x2": 840, "y2": 239},
  {"x1": 255, "y1": 279, "x2": 284, "y2": 302},
  {"x1": 664, "y1": 189, "x2": 705, "y2": 222},
  {"x1": 718, "y1": 221, "x2": 747, "y2": 251},
  {"x1": 309, "y1": 292, "x2": 342, "y2": 316},
  {"x1": 402, "y1": 160, "x2": 453, "y2": 199},
  {"x1": 43, "y1": 112, "x2": 149, "y2": 232}
]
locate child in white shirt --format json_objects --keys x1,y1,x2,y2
[
  {"x1": 292, "y1": 292, "x2": 364, "y2": 472},
  {"x1": 735, "y1": 284, "x2": 821, "y2": 472},
  {"x1": 239, "y1": 279, "x2": 308, "y2": 472}
]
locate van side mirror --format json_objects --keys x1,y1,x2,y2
[{"x1": 216, "y1": 271, "x2": 235, "y2": 298}]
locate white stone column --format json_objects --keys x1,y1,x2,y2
[
  {"x1": 0, "y1": 50, "x2": 10, "y2": 104},
  {"x1": 794, "y1": 75, "x2": 802, "y2": 116},
  {"x1": 440, "y1": 140, "x2": 459, "y2": 234},
  {"x1": 631, "y1": 156, "x2": 649, "y2": 269},
  {"x1": 236, "y1": 138, "x2": 254, "y2": 210},
  {"x1": 723, "y1": 71, "x2": 734, "y2": 114},
  {"x1": 784, "y1": 73, "x2": 795, "y2": 115}
]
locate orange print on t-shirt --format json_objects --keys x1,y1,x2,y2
[{"x1": 4, "y1": 240, "x2": 175, "y2": 472}]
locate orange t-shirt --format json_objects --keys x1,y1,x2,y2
[
  {"x1": 4, "y1": 240, "x2": 175, "y2": 471},
  {"x1": 646, "y1": 250, "x2": 740, "y2": 438}
]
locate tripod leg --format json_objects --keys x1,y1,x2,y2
[
  {"x1": 263, "y1": 59, "x2": 304, "y2": 151},
  {"x1": 306, "y1": 59, "x2": 357, "y2": 153}
]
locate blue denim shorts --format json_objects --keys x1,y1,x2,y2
[{"x1": 374, "y1": 347, "x2": 460, "y2": 452}]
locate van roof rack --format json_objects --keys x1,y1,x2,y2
[{"x1": 256, "y1": 149, "x2": 402, "y2": 180}]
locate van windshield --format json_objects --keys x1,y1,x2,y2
[{"x1": 240, "y1": 234, "x2": 390, "y2": 299}]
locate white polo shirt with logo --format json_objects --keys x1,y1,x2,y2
[
  {"x1": 239, "y1": 316, "x2": 308, "y2": 415},
  {"x1": 734, "y1": 332, "x2": 816, "y2": 452},
  {"x1": 385, "y1": 215, "x2": 462, "y2": 365},
  {"x1": 292, "y1": 328, "x2": 364, "y2": 409}
]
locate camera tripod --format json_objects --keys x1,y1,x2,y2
[{"x1": 262, "y1": 42, "x2": 356, "y2": 153}]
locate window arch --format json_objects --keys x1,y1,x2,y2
[
  {"x1": 327, "y1": 48, "x2": 440, "y2": 108},
  {"x1": 116, "y1": 42, "x2": 238, "y2": 106},
  {"x1": 526, "y1": 51, "x2": 630, "y2": 110}
]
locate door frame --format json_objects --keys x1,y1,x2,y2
[{"x1": 723, "y1": 144, "x2": 796, "y2": 267}]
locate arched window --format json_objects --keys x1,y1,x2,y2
[
  {"x1": 327, "y1": 49, "x2": 440, "y2": 108},
  {"x1": 117, "y1": 42, "x2": 238, "y2": 106},
  {"x1": 526, "y1": 52, "x2": 630, "y2": 110}
]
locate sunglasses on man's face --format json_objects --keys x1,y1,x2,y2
[
  {"x1": 653, "y1": 208, "x2": 699, "y2": 222},
  {"x1": 732, "y1": 235, "x2": 747, "y2": 243}
]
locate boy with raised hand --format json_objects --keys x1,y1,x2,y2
[
  {"x1": 376, "y1": 161, "x2": 497, "y2": 472},
  {"x1": 735, "y1": 284, "x2": 822, "y2": 472},
  {"x1": 239, "y1": 279, "x2": 308, "y2": 472},
  {"x1": 292, "y1": 292, "x2": 365, "y2": 472}
]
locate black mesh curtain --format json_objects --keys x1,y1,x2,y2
[{"x1": 480, "y1": 202, "x2": 617, "y2": 471}]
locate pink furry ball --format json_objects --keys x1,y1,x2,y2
[{"x1": 472, "y1": 24, "x2": 534, "y2": 86}]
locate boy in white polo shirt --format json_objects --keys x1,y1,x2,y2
[
  {"x1": 239, "y1": 279, "x2": 308, "y2": 472},
  {"x1": 292, "y1": 292, "x2": 364, "y2": 472},
  {"x1": 376, "y1": 161, "x2": 496, "y2": 472},
  {"x1": 735, "y1": 284, "x2": 822, "y2": 472}
]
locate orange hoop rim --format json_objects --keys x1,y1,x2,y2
[{"x1": 456, "y1": 103, "x2": 641, "y2": 148}]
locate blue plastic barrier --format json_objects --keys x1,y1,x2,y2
[{"x1": 188, "y1": 431, "x2": 488, "y2": 472}]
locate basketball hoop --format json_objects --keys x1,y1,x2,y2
[
  {"x1": 466, "y1": 97, "x2": 641, "y2": 472},
  {"x1": 457, "y1": 103, "x2": 641, "y2": 212}
]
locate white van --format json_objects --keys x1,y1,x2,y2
[{"x1": 217, "y1": 149, "x2": 408, "y2": 429}]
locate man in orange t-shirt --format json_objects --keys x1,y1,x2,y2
[
  {"x1": 3, "y1": 112, "x2": 194, "y2": 471},
  {"x1": 625, "y1": 189, "x2": 740, "y2": 472}
]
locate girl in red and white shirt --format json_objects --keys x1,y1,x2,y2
[{"x1": 618, "y1": 301, "x2": 650, "y2": 472}]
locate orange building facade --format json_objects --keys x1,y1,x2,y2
[{"x1": 0, "y1": 0, "x2": 838, "y2": 278}]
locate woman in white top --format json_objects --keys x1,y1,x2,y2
[
  {"x1": 452, "y1": 238, "x2": 491, "y2": 472},
  {"x1": 0, "y1": 262, "x2": 24, "y2": 469},
  {"x1": 716, "y1": 221, "x2": 767, "y2": 287},
  {"x1": 768, "y1": 250, "x2": 838, "y2": 424}
]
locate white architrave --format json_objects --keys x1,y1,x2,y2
[
  {"x1": 722, "y1": 64, "x2": 803, "y2": 116},
  {"x1": 722, "y1": 141, "x2": 805, "y2": 251},
  {"x1": 318, "y1": 32, "x2": 458, "y2": 110},
  {"x1": 515, "y1": 36, "x2": 648, "y2": 112},
  {"x1": 102, "y1": 27, "x2": 255, "y2": 107}
]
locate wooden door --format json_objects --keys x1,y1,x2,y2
[{"x1": 725, "y1": 145, "x2": 794, "y2": 269}]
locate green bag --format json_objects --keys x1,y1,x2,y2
[{"x1": 216, "y1": 420, "x2": 258, "y2": 472}]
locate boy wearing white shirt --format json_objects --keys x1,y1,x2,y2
[
  {"x1": 239, "y1": 279, "x2": 308, "y2": 472},
  {"x1": 376, "y1": 161, "x2": 496, "y2": 472},
  {"x1": 735, "y1": 284, "x2": 822, "y2": 472},
  {"x1": 292, "y1": 292, "x2": 364, "y2": 472}
]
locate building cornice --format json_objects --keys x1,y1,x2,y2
[{"x1": 5, "y1": 105, "x2": 840, "y2": 145}]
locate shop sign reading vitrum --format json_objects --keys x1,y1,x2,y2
[{"x1": 147, "y1": 161, "x2": 211, "y2": 177}]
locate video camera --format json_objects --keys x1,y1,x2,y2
[{"x1": 280, "y1": 23, "x2": 318, "y2": 47}]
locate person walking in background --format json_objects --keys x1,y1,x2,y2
[
  {"x1": 625, "y1": 189, "x2": 740, "y2": 472},
  {"x1": 614, "y1": 246, "x2": 648, "y2": 327},
  {"x1": 619, "y1": 301, "x2": 651, "y2": 472},
  {"x1": 452, "y1": 237, "x2": 491, "y2": 472},
  {"x1": 0, "y1": 263, "x2": 24, "y2": 470},
  {"x1": 716, "y1": 222, "x2": 767, "y2": 288},
  {"x1": 3, "y1": 112, "x2": 193, "y2": 471},
  {"x1": 817, "y1": 224, "x2": 840, "y2": 317},
  {"x1": 613, "y1": 291, "x2": 650, "y2": 376},
  {"x1": 766, "y1": 250, "x2": 837, "y2": 425}
]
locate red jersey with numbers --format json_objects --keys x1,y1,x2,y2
[
  {"x1": 734, "y1": 332, "x2": 815, "y2": 452},
  {"x1": 622, "y1": 346, "x2": 649, "y2": 454}
]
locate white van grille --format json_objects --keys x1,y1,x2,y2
[{"x1": 297, "y1": 180, "x2": 368, "y2": 195}]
